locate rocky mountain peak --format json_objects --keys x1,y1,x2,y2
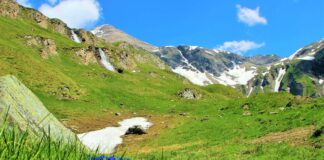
[
  {"x1": 248, "y1": 54, "x2": 281, "y2": 66},
  {"x1": 91, "y1": 24, "x2": 158, "y2": 52}
]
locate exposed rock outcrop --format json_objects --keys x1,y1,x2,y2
[
  {"x1": 102, "y1": 44, "x2": 139, "y2": 71},
  {"x1": 33, "y1": 11, "x2": 48, "y2": 28},
  {"x1": 25, "y1": 36, "x2": 58, "y2": 59},
  {"x1": 41, "y1": 39, "x2": 58, "y2": 59},
  {"x1": 1, "y1": 0, "x2": 72, "y2": 38},
  {"x1": 75, "y1": 46, "x2": 99, "y2": 65},
  {"x1": 76, "y1": 29, "x2": 97, "y2": 44},
  {"x1": 49, "y1": 18, "x2": 69, "y2": 35},
  {"x1": 0, "y1": 0, "x2": 20, "y2": 18},
  {"x1": 177, "y1": 88, "x2": 201, "y2": 99},
  {"x1": 0, "y1": 75, "x2": 76, "y2": 142}
]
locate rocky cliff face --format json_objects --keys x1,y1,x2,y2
[{"x1": 0, "y1": 75, "x2": 76, "y2": 142}]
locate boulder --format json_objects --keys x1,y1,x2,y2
[
  {"x1": 0, "y1": 75, "x2": 76, "y2": 142},
  {"x1": 177, "y1": 88, "x2": 201, "y2": 99},
  {"x1": 126, "y1": 125, "x2": 147, "y2": 135}
]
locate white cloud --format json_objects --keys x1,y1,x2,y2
[
  {"x1": 236, "y1": 5, "x2": 267, "y2": 26},
  {"x1": 39, "y1": 0, "x2": 101, "y2": 28},
  {"x1": 216, "y1": 40, "x2": 265, "y2": 55},
  {"x1": 16, "y1": 0, "x2": 32, "y2": 7}
]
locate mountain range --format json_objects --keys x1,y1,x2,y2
[{"x1": 92, "y1": 25, "x2": 324, "y2": 97}]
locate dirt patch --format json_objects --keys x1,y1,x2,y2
[
  {"x1": 62, "y1": 112, "x2": 147, "y2": 133},
  {"x1": 251, "y1": 126, "x2": 316, "y2": 146}
]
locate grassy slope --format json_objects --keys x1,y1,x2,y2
[{"x1": 0, "y1": 15, "x2": 323, "y2": 159}]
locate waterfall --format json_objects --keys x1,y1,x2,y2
[
  {"x1": 71, "y1": 30, "x2": 81, "y2": 43},
  {"x1": 274, "y1": 68, "x2": 286, "y2": 92},
  {"x1": 98, "y1": 48, "x2": 115, "y2": 71}
]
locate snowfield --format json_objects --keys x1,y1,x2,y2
[
  {"x1": 215, "y1": 62, "x2": 257, "y2": 86},
  {"x1": 172, "y1": 67, "x2": 213, "y2": 86}
]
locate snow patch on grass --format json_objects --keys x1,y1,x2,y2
[{"x1": 78, "y1": 117, "x2": 152, "y2": 154}]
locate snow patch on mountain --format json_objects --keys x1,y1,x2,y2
[
  {"x1": 289, "y1": 48, "x2": 302, "y2": 60},
  {"x1": 91, "y1": 26, "x2": 104, "y2": 35},
  {"x1": 216, "y1": 62, "x2": 257, "y2": 86},
  {"x1": 172, "y1": 48, "x2": 214, "y2": 85},
  {"x1": 297, "y1": 56, "x2": 315, "y2": 61},
  {"x1": 172, "y1": 67, "x2": 213, "y2": 86},
  {"x1": 280, "y1": 58, "x2": 288, "y2": 62},
  {"x1": 205, "y1": 50, "x2": 214, "y2": 55},
  {"x1": 189, "y1": 46, "x2": 199, "y2": 50}
]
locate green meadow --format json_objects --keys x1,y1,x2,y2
[{"x1": 0, "y1": 14, "x2": 323, "y2": 159}]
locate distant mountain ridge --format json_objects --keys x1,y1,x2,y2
[{"x1": 92, "y1": 24, "x2": 324, "y2": 97}]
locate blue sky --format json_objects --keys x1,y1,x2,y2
[{"x1": 18, "y1": 0, "x2": 324, "y2": 57}]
